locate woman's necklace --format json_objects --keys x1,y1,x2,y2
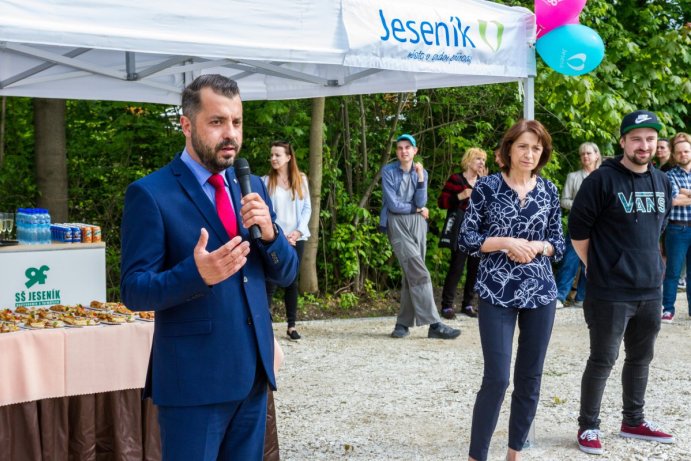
[
  {"x1": 505, "y1": 174, "x2": 535, "y2": 207},
  {"x1": 277, "y1": 175, "x2": 290, "y2": 188}
]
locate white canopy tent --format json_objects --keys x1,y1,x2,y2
[{"x1": 0, "y1": 0, "x2": 536, "y2": 116}]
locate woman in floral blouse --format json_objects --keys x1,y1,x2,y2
[{"x1": 460, "y1": 119, "x2": 565, "y2": 461}]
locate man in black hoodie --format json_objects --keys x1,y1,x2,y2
[{"x1": 569, "y1": 110, "x2": 675, "y2": 455}]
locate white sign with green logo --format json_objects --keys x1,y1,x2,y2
[
  {"x1": 1, "y1": 245, "x2": 106, "y2": 310},
  {"x1": 343, "y1": 0, "x2": 532, "y2": 77}
]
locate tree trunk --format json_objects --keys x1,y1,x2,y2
[
  {"x1": 342, "y1": 99, "x2": 352, "y2": 196},
  {"x1": 299, "y1": 97, "x2": 324, "y2": 293},
  {"x1": 33, "y1": 99, "x2": 68, "y2": 222},
  {"x1": 358, "y1": 94, "x2": 368, "y2": 195}
]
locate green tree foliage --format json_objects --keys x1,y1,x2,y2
[
  {"x1": 0, "y1": 2, "x2": 688, "y2": 302},
  {"x1": 520, "y1": 0, "x2": 690, "y2": 162}
]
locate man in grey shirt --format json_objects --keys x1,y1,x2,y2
[{"x1": 380, "y1": 134, "x2": 460, "y2": 340}]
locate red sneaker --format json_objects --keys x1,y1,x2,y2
[
  {"x1": 619, "y1": 420, "x2": 675, "y2": 443},
  {"x1": 578, "y1": 428, "x2": 603, "y2": 455},
  {"x1": 661, "y1": 311, "x2": 674, "y2": 323}
]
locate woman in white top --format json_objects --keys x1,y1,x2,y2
[{"x1": 263, "y1": 141, "x2": 312, "y2": 340}]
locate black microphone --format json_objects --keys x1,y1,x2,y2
[{"x1": 234, "y1": 157, "x2": 262, "y2": 240}]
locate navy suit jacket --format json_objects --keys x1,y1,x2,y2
[{"x1": 120, "y1": 155, "x2": 298, "y2": 407}]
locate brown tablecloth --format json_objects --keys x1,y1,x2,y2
[{"x1": 0, "y1": 389, "x2": 280, "y2": 461}]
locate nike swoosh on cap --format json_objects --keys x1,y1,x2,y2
[{"x1": 635, "y1": 114, "x2": 652, "y2": 124}]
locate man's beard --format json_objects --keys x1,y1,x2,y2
[
  {"x1": 191, "y1": 130, "x2": 241, "y2": 173},
  {"x1": 676, "y1": 158, "x2": 691, "y2": 168},
  {"x1": 625, "y1": 150, "x2": 652, "y2": 166}
]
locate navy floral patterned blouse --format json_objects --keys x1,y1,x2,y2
[{"x1": 459, "y1": 173, "x2": 565, "y2": 309}]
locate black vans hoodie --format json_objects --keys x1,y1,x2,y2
[{"x1": 569, "y1": 156, "x2": 672, "y2": 301}]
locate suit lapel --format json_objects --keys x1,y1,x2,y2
[{"x1": 170, "y1": 156, "x2": 229, "y2": 243}]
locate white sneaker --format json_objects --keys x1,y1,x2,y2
[{"x1": 556, "y1": 299, "x2": 564, "y2": 309}]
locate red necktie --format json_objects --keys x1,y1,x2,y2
[{"x1": 208, "y1": 173, "x2": 238, "y2": 238}]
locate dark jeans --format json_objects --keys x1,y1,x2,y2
[
  {"x1": 440, "y1": 249, "x2": 479, "y2": 308},
  {"x1": 468, "y1": 299, "x2": 556, "y2": 461},
  {"x1": 267, "y1": 240, "x2": 304, "y2": 328},
  {"x1": 578, "y1": 298, "x2": 661, "y2": 430}
]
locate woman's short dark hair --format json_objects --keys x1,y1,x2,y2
[
  {"x1": 181, "y1": 74, "x2": 240, "y2": 121},
  {"x1": 499, "y1": 119, "x2": 553, "y2": 176}
]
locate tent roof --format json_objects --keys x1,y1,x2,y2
[{"x1": 0, "y1": 0, "x2": 536, "y2": 104}]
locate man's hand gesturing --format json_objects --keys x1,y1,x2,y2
[{"x1": 194, "y1": 228, "x2": 250, "y2": 285}]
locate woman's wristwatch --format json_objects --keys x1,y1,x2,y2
[{"x1": 542, "y1": 241, "x2": 549, "y2": 256}]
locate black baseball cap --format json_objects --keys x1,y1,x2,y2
[{"x1": 620, "y1": 110, "x2": 663, "y2": 136}]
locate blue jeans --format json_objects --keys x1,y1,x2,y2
[
  {"x1": 662, "y1": 224, "x2": 691, "y2": 315},
  {"x1": 555, "y1": 236, "x2": 586, "y2": 302},
  {"x1": 468, "y1": 299, "x2": 556, "y2": 461}
]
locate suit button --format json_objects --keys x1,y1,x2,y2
[
  {"x1": 243, "y1": 276, "x2": 248, "y2": 283},
  {"x1": 247, "y1": 317, "x2": 253, "y2": 325}
]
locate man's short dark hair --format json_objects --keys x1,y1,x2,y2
[
  {"x1": 498, "y1": 119, "x2": 553, "y2": 176},
  {"x1": 182, "y1": 74, "x2": 240, "y2": 120}
]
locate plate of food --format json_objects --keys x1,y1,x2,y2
[
  {"x1": 22, "y1": 320, "x2": 47, "y2": 329},
  {"x1": 43, "y1": 319, "x2": 66, "y2": 328},
  {"x1": 136, "y1": 311, "x2": 155, "y2": 322},
  {"x1": 0, "y1": 321, "x2": 21, "y2": 333},
  {"x1": 109, "y1": 303, "x2": 134, "y2": 315},
  {"x1": 100, "y1": 320, "x2": 124, "y2": 325},
  {"x1": 96, "y1": 312, "x2": 128, "y2": 325},
  {"x1": 61, "y1": 315, "x2": 99, "y2": 327},
  {"x1": 87, "y1": 300, "x2": 109, "y2": 311}
]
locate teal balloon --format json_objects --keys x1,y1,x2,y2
[{"x1": 536, "y1": 24, "x2": 605, "y2": 76}]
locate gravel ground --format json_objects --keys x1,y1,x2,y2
[{"x1": 273, "y1": 300, "x2": 691, "y2": 461}]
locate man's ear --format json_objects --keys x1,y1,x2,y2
[{"x1": 180, "y1": 115, "x2": 192, "y2": 137}]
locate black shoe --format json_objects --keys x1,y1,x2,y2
[
  {"x1": 391, "y1": 324, "x2": 410, "y2": 338},
  {"x1": 462, "y1": 305, "x2": 478, "y2": 318},
  {"x1": 441, "y1": 307, "x2": 456, "y2": 319},
  {"x1": 287, "y1": 329, "x2": 301, "y2": 340},
  {"x1": 428, "y1": 322, "x2": 461, "y2": 339}
]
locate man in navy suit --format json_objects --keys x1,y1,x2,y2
[{"x1": 121, "y1": 74, "x2": 298, "y2": 460}]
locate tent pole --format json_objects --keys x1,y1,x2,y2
[{"x1": 522, "y1": 77, "x2": 535, "y2": 121}]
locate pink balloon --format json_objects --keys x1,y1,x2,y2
[
  {"x1": 536, "y1": 0, "x2": 587, "y2": 37},
  {"x1": 536, "y1": 13, "x2": 581, "y2": 39}
]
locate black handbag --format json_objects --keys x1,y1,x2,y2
[{"x1": 438, "y1": 208, "x2": 465, "y2": 249}]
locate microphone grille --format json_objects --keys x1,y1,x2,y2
[{"x1": 234, "y1": 157, "x2": 251, "y2": 177}]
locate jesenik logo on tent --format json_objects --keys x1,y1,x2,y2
[
  {"x1": 15, "y1": 264, "x2": 61, "y2": 307},
  {"x1": 478, "y1": 20, "x2": 504, "y2": 52},
  {"x1": 378, "y1": 9, "x2": 506, "y2": 53}
]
